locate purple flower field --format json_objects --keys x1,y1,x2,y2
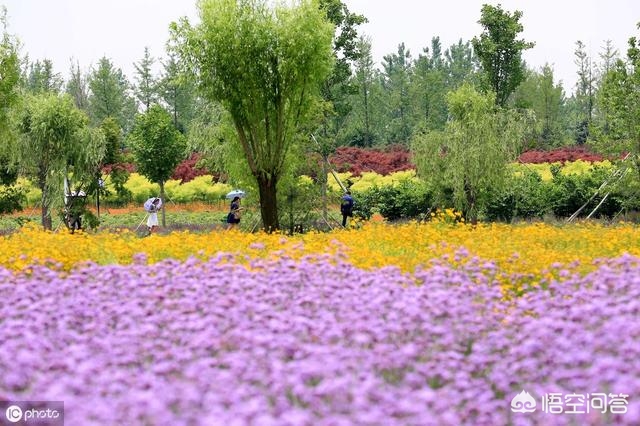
[{"x1": 1, "y1": 254, "x2": 639, "y2": 425}]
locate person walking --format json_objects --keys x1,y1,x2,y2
[
  {"x1": 226, "y1": 196, "x2": 242, "y2": 229},
  {"x1": 146, "y1": 197, "x2": 161, "y2": 233},
  {"x1": 340, "y1": 190, "x2": 354, "y2": 227}
]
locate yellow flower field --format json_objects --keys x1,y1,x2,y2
[{"x1": 2, "y1": 218, "x2": 639, "y2": 294}]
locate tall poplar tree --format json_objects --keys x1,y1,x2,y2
[
  {"x1": 382, "y1": 43, "x2": 414, "y2": 144},
  {"x1": 66, "y1": 60, "x2": 89, "y2": 111},
  {"x1": 24, "y1": 59, "x2": 63, "y2": 94},
  {"x1": 159, "y1": 53, "x2": 196, "y2": 132},
  {"x1": 133, "y1": 47, "x2": 157, "y2": 112},
  {"x1": 472, "y1": 4, "x2": 534, "y2": 106},
  {"x1": 573, "y1": 40, "x2": 596, "y2": 144},
  {"x1": 88, "y1": 56, "x2": 136, "y2": 131},
  {"x1": 412, "y1": 37, "x2": 448, "y2": 131}
]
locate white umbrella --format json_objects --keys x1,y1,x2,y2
[
  {"x1": 144, "y1": 197, "x2": 163, "y2": 212},
  {"x1": 226, "y1": 189, "x2": 246, "y2": 199}
]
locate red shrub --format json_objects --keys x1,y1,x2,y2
[
  {"x1": 518, "y1": 146, "x2": 605, "y2": 164},
  {"x1": 329, "y1": 145, "x2": 414, "y2": 176},
  {"x1": 102, "y1": 162, "x2": 136, "y2": 174},
  {"x1": 171, "y1": 153, "x2": 212, "y2": 183}
]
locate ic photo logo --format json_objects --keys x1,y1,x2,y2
[
  {"x1": 5, "y1": 405, "x2": 22, "y2": 423},
  {"x1": 2, "y1": 401, "x2": 64, "y2": 425}
]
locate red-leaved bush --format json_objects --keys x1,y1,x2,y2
[
  {"x1": 102, "y1": 163, "x2": 136, "y2": 174},
  {"x1": 518, "y1": 146, "x2": 605, "y2": 164},
  {"x1": 171, "y1": 153, "x2": 211, "y2": 183},
  {"x1": 329, "y1": 145, "x2": 414, "y2": 176}
]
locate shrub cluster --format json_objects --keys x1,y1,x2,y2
[
  {"x1": 483, "y1": 165, "x2": 628, "y2": 222},
  {"x1": 343, "y1": 162, "x2": 634, "y2": 223},
  {"x1": 329, "y1": 145, "x2": 414, "y2": 176},
  {"x1": 518, "y1": 146, "x2": 605, "y2": 164}
]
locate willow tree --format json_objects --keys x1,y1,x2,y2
[
  {"x1": 411, "y1": 83, "x2": 526, "y2": 222},
  {"x1": 0, "y1": 6, "x2": 20, "y2": 186},
  {"x1": 16, "y1": 93, "x2": 105, "y2": 229},
  {"x1": 171, "y1": 0, "x2": 334, "y2": 231}
]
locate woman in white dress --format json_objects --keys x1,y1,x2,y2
[{"x1": 146, "y1": 198, "x2": 161, "y2": 233}]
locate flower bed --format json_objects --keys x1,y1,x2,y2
[
  {"x1": 1, "y1": 254, "x2": 638, "y2": 424},
  {"x1": 2, "y1": 221, "x2": 639, "y2": 294}
]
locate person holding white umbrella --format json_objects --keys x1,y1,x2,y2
[
  {"x1": 144, "y1": 197, "x2": 162, "y2": 233},
  {"x1": 225, "y1": 190, "x2": 245, "y2": 229}
]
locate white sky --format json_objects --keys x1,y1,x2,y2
[{"x1": 3, "y1": 0, "x2": 639, "y2": 95}]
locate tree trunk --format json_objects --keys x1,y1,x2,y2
[
  {"x1": 320, "y1": 160, "x2": 328, "y2": 225},
  {"x1": 39, "y1": 170, "x2": 52, "y2": 230},
  {"x1": 41, "y1": 197, "x2": 52, "y2": 230},
  {"x1": 160, "y1": 181, "x2": 166, "y2": 227},
  {"x1": 257, "y1": 173, "x2": 279, "y2": 232}
]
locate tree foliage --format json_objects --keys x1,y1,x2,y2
[
  {"x1": 133, "y1": 47, "x2": 157, "y2": 112},
  {"x1": 128, "y1": 104, "x2": 186, "y2": 226},
  {"x1": 412, "y1": 83, "x2": 526, "y2": 222},
  {"x1": 317, "y1": 0, "x2": 367, "y2": 137},
  {"x1": 66, "y1": 60, "x2": 90, "y2": 111},
  {"x1": 472, "y1": 4, "x2": 534, "y2": 106},
  {"x1": 0, "y1": 6, "x2": 20, "y2": 185},
  {"x1": 171, "y1": 0, "x2": 334, "y2": 231},
  {"x1": 88, "y1": 57, "x2": 136, "y2": 131},
  {"x1": 15, "y1": 93, "x2": 104, "y2": 229},
  {"x1": 159, "y1": 53, "x2": 196, "y2": 133},
  {"x1": 382, "y1": 43, "x2": 414, "y2": 144},
  {"x1": 23, "y1": 58, "x2": 63, "y2": 94},
  {"x1": 512, "y1": 64, "x2": 567, "y2": 148}
]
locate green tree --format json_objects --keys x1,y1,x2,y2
[
  {"x1": 598, "y1": 24, "x2": 640, "y2": 172},
  {"x1": 88, "y1": 56, "x2": 136, "y2": 130},
  {"x1": 347, "y1": 35, "x2": 378, "y2": 146},
  {"x1": 412, "y1": 37, "x2": 448, "y2": 131},
  {"x1": 66, "y1": 60, "x2": 89, "y2": 111},
  {"x1": 317, "y1": 0, "x2": 367, "y2": 139},
  {"x1": 511, "y1": 64, "x2": 567, "y2": 148},
  {"x1": 128, "y1": 104, "x2": 186, "y2": 227},
  {"x1": 573, "y1": 40, "x2": 596, "y2": 144},
  {"x1": 171, "y1": 0, "x2": 334, "y2": 231},
  {"x1": 591, "y1": 40, "x2": 619, "y2": 138},
  {"x1": 133, "y1": 47, "x2": 157, "y2": 112},
  {"x1": 382, "y1": 43, "x2": 414, "y2": 144},
  {"x1": 412, "y1": 83, "x2": 526, "y2": 222},
  {"x1": 0, "y1": 6, "x2": 21, "y2": 186},
  {"x1": 15, "y1": 93, "x2": 104, "y2": 229},
  {"x1": 23, "y1": 58, "x2": 63, "y2": 94},
  {"x1": 159, "y1": 53, "x2": 196, "y2": 133},
  {"x1": 472, "y1": 4, "x2": 534, "y2": 106},
  {"x1": 444, "y1": 39, "x2": 477, "y2": 89}
]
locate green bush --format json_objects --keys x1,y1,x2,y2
[
  {"x1": 484, "y1": 171, "x2": 549, "y2": 222},
  {"x1": 165, "y1": 176, "x2": 231, "y2": 203},
  {"x1": 547, "y1": 166, "x2": 621, "y2": 219},
  {"x1": 0, "y1": 185, "x2": 26, "y2": 214},
  {"x1": 353, "y1": 179, "x2": 433, "y2": 221}
]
